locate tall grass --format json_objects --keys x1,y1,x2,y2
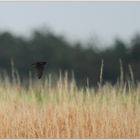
[{"x1": 0, "y1": 66, "x2": 139, "y2": 138}]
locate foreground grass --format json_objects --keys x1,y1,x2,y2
[{"x1": 0, "y1": 75, "x2": 139, "y2": 138}]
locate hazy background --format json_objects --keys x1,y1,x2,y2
[
  {"x1": 1, "y1": 1, "x2": 140, "y2": 47},
  {"x1": 0, "y1": 1, "x2": 140, "y2": 86}
]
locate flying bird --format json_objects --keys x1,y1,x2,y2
[{"x1": 31, "y1": 61, "x2": 46, "y2": 79}]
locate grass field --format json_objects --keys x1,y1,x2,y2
[{"x1": 0, "y1": 72, "x2": 139, "y2": 138}]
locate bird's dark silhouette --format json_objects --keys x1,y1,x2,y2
[{"x1": 32, "y1": 61, "x2": 46, "y2": 79}]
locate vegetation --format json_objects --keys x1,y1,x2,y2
[
  {"x1": 0, "y1": 29, "x2": 140, "y2": 86},
  {"x1": 0, "y1": 71, "x2": 139, "y2": 138},
  {"x1": 0, "y1": 28, "x2": 140, "y2": 138}
]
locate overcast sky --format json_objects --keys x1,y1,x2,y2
[{"x1": 0, "y1": 1, "x2": 140, "y2": 47}]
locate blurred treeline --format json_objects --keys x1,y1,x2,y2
[{"x1": 0, "y1": 29, "x2": 140, "y2": 86}]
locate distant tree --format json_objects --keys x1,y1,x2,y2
[
  {"x1": 130, "y1": 33, "x2": 140, "y2": 61},
  {"x1": 0, "y1": 29, "x2": 140, "y2": 86}
]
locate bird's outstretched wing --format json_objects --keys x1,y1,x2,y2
[
  {"x1": 31, "y1": 62, "x2": 46, "y2": 79},
  {"x1": 36, "y1": 65, "x2": 44, "y2": 79}
]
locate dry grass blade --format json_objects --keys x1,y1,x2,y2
[{"x1": 98, "y1": 59, "x2": 104, "y2": 87}]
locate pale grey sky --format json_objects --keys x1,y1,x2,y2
[{"x1": 0, "y1": 1, "x2": 140, "y2": 47}]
